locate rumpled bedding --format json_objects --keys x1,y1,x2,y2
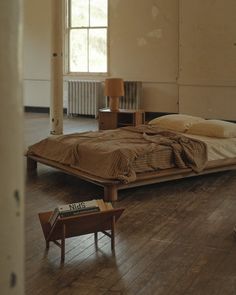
[{"x1": 27, "y1": 125, "x2": 207, "y2": 183}]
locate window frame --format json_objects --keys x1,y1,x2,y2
[{"x1": 64, "y1": 0, "x2": 109, "y2": 76}]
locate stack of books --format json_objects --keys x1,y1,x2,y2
[{"x1": 48, "y1": 200, "x2": 100, "y2": 226}]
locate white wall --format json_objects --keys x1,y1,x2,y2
[{"x1": 23, "y1": 0, "x2": 236, "y2": 120}]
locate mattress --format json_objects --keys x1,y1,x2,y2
[
  {"x1": 184, "y1": 134, "x2": 236, "y2": 161},
  {"x1": 133, "y1": 133, "x2": 236, "y2": 173}
]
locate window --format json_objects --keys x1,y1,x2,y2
[{"x1": 67, "y1": 0, "x2": 108, "y2": 73}]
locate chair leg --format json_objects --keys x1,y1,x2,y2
[
  {"x1": 46, "y1": 240, "x2": 50, "y2": 249},
  {"x1": 61, "y1": 224, "x2": 66, "y2": 263},
  {"x1": 94, "y1": 232, "x2": 98, "y2": 243},
  {"x1": 111, "y1": 216, "x2": 115, "y2": 251}
]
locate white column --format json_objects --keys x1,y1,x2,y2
[
  {"x1": 50, "y1": 0, "x2": 64, "y2": 135},
  {"x1": 0, "y1": 1, "x2": 24, "y2": 294}
]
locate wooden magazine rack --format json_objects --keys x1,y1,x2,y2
[{"x1": 38, "y1": 205, "x2": 124, "y2": 263}]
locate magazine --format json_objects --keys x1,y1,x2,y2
[{"x1": 48, "y1": 200, "x2": 100, "y2": 226}]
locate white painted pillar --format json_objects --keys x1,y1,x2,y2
[
  {"x1": 0, "y1": 1, "x2": 24, "y2": 294},
  {"x1": 50, "y1": 0, "x2": 64, "y2": 135}
]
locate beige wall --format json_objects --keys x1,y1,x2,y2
[
  {"x1": 179, "y1": 85, "x2": 236, "y2": 120},
  {"x1": 109, "y1": 0, "x2": 179, "y2": 113},
  {"x1": 179, "y1": 0, "x2": 236, "y2": 120},
  {"x1": 0, "y1": 1, "x2": 24, "y2": 294},
  {"x1": 23, "y1": 0, "x2": 51, "y2": 107},
  {"x1": 23, "y1": 0, "x2": 236, "y2": 119}
]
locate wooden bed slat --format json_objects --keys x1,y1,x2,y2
[{"x1": 26, "y1": 155, "x2": 236, "y2": 202}]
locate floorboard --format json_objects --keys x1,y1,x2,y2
[{"x1": 25, "y1": 113, "x2": 236, "y2": 295}]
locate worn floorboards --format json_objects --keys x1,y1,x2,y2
[{"x1": 25, "y1": 113, "x2": 236, "y2": 295}]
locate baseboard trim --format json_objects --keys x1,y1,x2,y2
[
  {"x1": 24, "y1": 108, "x2": 173, "y2": 121},
  {"x1": 145, "y1": 112, "x2": 174, "y2": 122},
  {"x1": 24, "y1": 106, "x2": 67, "y2": 114}
]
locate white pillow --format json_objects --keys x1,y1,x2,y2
[
  {"x1": 187, "y1": 119, "x2": 236, "y2": 138},
  {"x1": 148, "y1": 114, "x2": 205, "y2": 132}
]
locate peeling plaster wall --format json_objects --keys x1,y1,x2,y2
[
  {"x1": 109, "y1": 0, "x2": 178, "y2": 82},
  {"x1": 23, "y1": 0, "x2": 236, "y2": 119},
  {"x1": 109, "y1": 0, "x2": 179, "y2": 113}
]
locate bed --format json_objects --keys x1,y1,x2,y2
[{"x1": 26, "y1": 114, "x2": 236, "y2": 201}]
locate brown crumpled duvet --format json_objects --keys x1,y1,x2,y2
[{"x1": 27, "y1": 125, "x2": 207, "y2": 183}]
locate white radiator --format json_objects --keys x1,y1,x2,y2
[
  {"x1": 67, "y1": 80, "x2": 101, "y2": 117},
  {"x1": 119, "y1": 81, "x2": 142, "y2": 109}
]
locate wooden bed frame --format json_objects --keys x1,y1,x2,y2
[{"x1": 27, "y1": 155, "x2": 236, "y2": 202}]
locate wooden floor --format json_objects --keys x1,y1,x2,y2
[{"x1": 25, "y1": 113, "x2": 236, "y2": 295}]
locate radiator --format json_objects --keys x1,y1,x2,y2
[
  {"x1": 67, "y1": 80, "x2": 101, "y2": 117},
  {"x1": 119, "y1": 81, "x2": 142, "y2": 109}
]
